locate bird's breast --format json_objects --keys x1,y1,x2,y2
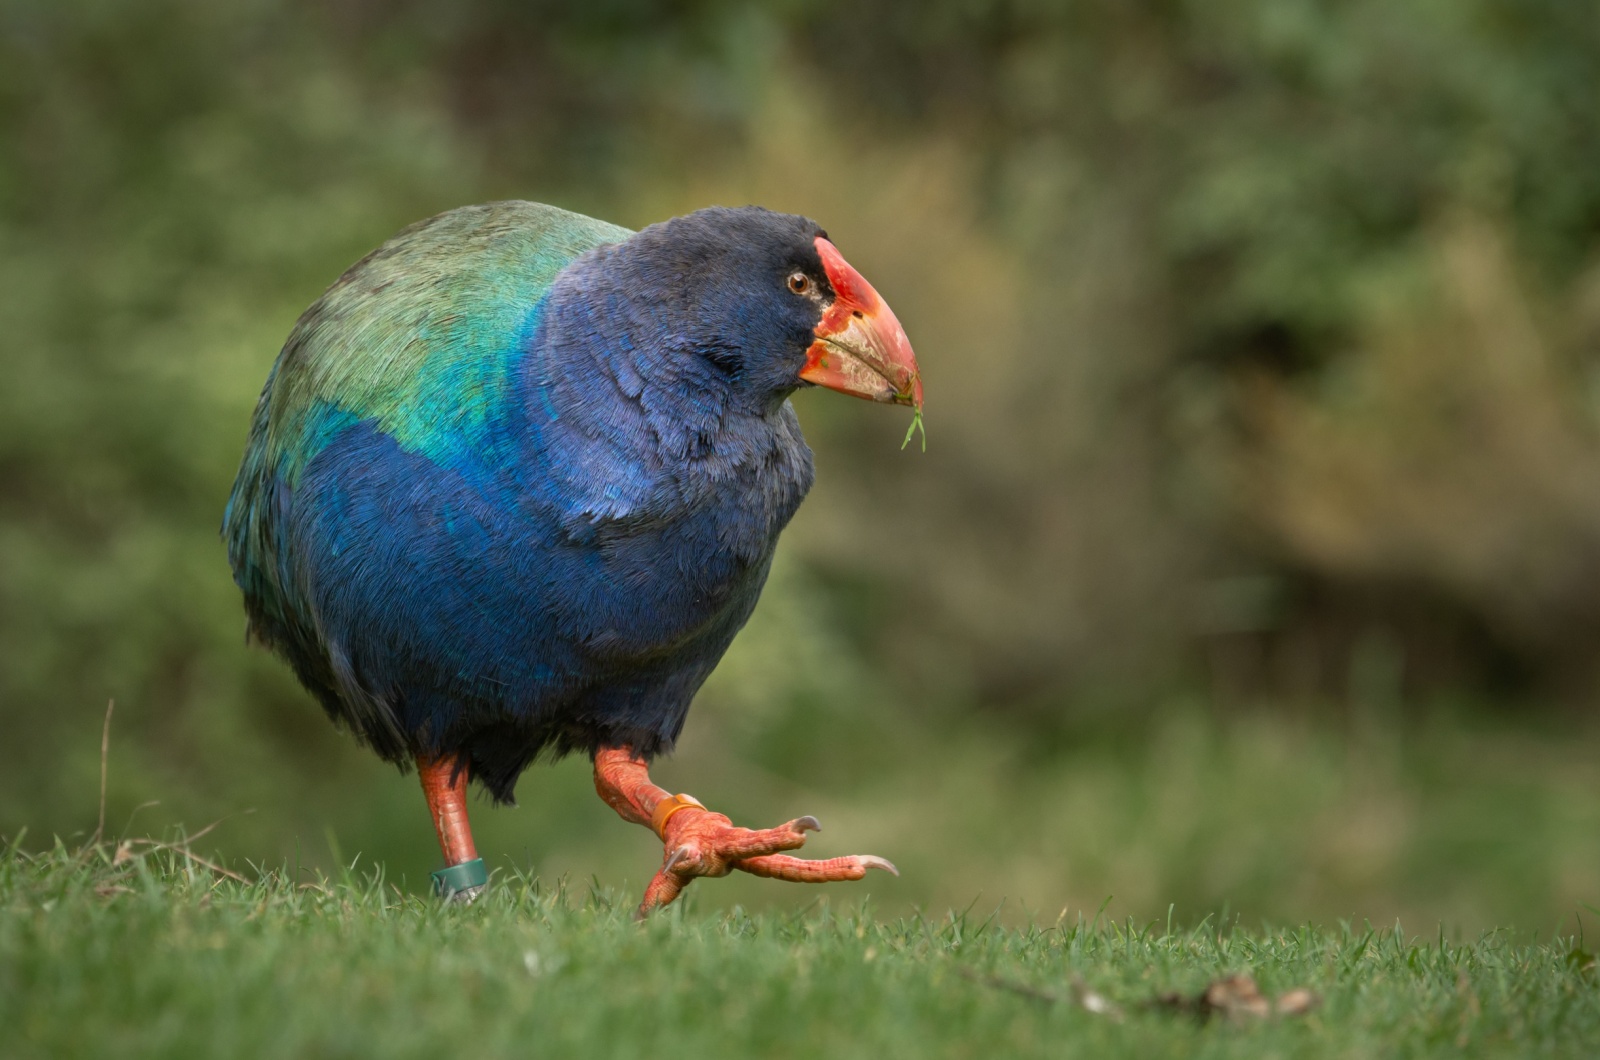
[{"x1": 547, "y1": 468, "x2": 800, "y2": 666}]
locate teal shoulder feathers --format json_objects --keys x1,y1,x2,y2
[
  {"x1": 258, "y1": 200, "x2": 631, "y2": 482},
  {"x1": 224, "y1": 200, "x2": 630, "y2": 637}
]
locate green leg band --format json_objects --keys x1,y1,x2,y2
[{"x1": 431, "y1": 857, "x2": 488, "y2": 900}]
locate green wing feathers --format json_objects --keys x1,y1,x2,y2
[
  {"x1": 264, "y1": 200, "x2": 632, "y2": 479},
  {"x1": 223, "y1": 200, "x2": 631, "y2": 635}
]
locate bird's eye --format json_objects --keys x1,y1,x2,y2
[{"x1": 787, "y1": 272, "x2": 812, "y2": 295}]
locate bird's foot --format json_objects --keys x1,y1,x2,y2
[
  {"x1": 593, "y1": 748, "x2": 895, "y2": 918},
  {"x1": 638, "y1": 800, "x2": 897, "y2": 917}
]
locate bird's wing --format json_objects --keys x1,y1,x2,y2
[
  {"x1": 264, "y1": 200, "x2": 631, "y2": 480},
  {"x1": 223, "y1": 200, "x2": 631, "y2": 642}
]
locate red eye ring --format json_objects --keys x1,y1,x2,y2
[{"x1": 787, "y1": 272, "x2": 811, "y2": 295}]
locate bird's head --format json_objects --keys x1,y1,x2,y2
[{"x1": 622, "y1": 206, "x2": 922, "y2": 414}]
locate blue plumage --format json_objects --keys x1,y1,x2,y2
[{"x1": 227, "y1": 202, "x2": 830, "y2": 802}]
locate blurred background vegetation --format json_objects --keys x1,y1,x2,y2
[{"x1": 4, "y1": 0, "x2": 1600, "y2": 934}]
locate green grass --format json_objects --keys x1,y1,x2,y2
[
  {"x1": 4, "y1": 842, "x2": 1597, "y2": 1059},
  {"x1": 26, "y1": 697, "x2": 1600, "y2": 939}
]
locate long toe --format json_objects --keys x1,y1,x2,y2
[
  {"x1": 734, "y1": 852, "x2": 899, "y2": 883},
  {"x1": 660, "y1": 810, "x2": 818, "y2": 869},
  {"x1": 710, "y1": 819, "x2": 819, "y2": 860},
  {"x1": 636, "y1": 868, "x2": 689, "y2": 919}
]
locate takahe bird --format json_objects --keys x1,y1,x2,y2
[{"x1": 223, "y1": 201, "x2": 921, "y2": 913}]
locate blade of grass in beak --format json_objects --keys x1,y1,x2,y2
[{"x1": 901, "y1": 407, "x2": 926, "y2": 452}]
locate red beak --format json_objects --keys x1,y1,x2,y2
[{"x1": 799, "y1": 237, "x2": 923, "y2": 408}]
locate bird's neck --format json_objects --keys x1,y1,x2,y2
[{"x1": 498, "y1": 270, "x2": 815, "y2": 547}]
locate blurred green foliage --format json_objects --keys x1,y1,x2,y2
[{"x1": 3, "y1": 1, "x2": 1599, "y2": 929}]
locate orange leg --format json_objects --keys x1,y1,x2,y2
[
  {"x1": 594, "y1": 746, "x2": 897, "y2": 918},
  {"x1": 418, "y1": 754, "x2": 487, "y2": 901}
]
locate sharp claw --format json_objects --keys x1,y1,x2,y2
[
  {"x1": 859, "y1": 855, "x2": 899, "y2": 877},
  {"x1": 795, "y1": 815, "x2": 822, "y2": 834},
  {"x1": 662, "y1": 846, "x2": 690, "y2": 875}
]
